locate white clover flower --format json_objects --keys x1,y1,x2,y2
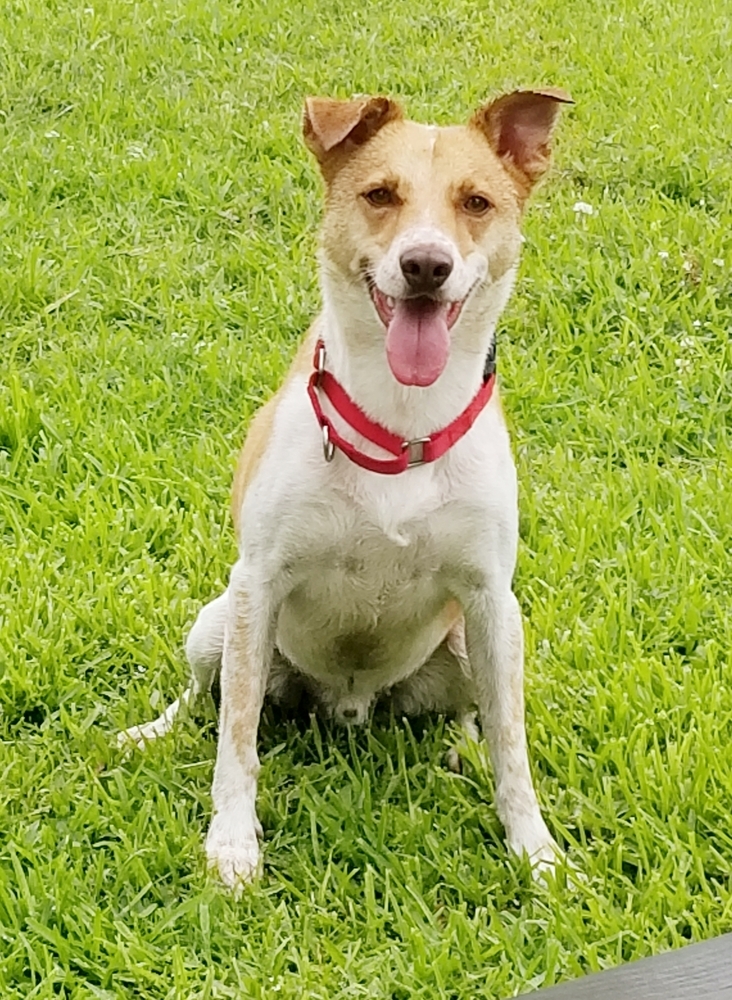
[
  {"x1": 125, "y1": 142, "x2": 147, "y2": 160},
  {"x1": 573, "y1": 201, "x2": 594, "y2": 215}
]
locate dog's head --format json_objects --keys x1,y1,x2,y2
[{"x1": 304, "y1": 90, "x2": 571, "y2": 387}]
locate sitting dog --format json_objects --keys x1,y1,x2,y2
[{"x1": 121, "y1": 88, "x2": 572, "y2": 887}]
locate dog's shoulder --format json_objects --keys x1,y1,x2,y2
[{"x1": 231, "y1": 324, "x2": 318, "y2": 539}]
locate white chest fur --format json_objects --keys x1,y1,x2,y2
[{"x1": 239, "y1": 375, "x2": 518, "y2": 708}]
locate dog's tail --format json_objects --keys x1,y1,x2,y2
[{"x1": 117, "y1": 591, "x2": 227, "y2": 749}]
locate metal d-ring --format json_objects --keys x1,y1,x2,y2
[
  {"x1": 322, "y1": 423, "x2": 336, "y2": 462},
  {"x1": 316, "y1": 343, "x2": 327, "y2": 384}
]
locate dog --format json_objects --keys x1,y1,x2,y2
[{"x1": 120, "y1": 88, "x2": 572, "y2": 888}]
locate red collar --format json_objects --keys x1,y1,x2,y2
[{"x1": 307, "y1": 339, "x2": 496, "y2": 475}]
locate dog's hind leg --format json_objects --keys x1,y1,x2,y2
[
  {"x1": 117, "y1": 591, "x2": 228, "y2": 748},
  {"x1": 444, "y1": 618, "x2": 481, "y2": 772},
  {"x1": 184, "y1": 590, "x2": 229, "y2": 698},
  {"x1": 388, "y1": 619, "x2": 480, "y2": 771},
  {"x1": 445, "y1": 709, "x2": 481, "y2": 774}
]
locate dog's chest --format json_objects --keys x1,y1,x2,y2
[
  {"x1": 291, "y1": 503, "x2": 447, "y2": 608},
  {"x1": 242, "y1": 380, "x2": 517, "y2": 684},
  {"x1": 273, "y1": 479, "x2": 461, "y2": 681}
]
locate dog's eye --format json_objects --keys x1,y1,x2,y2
[
  {"x1": 463, "y1": 194, "x2": 492, "y2": 215},
  {"x1": 364, "y1": 187, "x2": 395, "y2": 207}
]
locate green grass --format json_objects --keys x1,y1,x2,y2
[{"x1": 1, "y1": 0, "x2": 731, "y2": 995}]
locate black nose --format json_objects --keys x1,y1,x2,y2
[
  {"x1": 342, "y1": 708, "x2": 358, "y2": 720},
  {"x1": 400, "y1": 246, "x2": 454, "y2": 294}
]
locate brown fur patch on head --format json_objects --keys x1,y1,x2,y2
[{"x1": 471, "y1": 88, "x2": 573, "y2": 199}]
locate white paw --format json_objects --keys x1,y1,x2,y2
[
  {"x1": 507, "y1": 818, "x2": 562, "y2": 878},
  {"x1": 527, "y1": 838, "x2": 563, "y2": 878},
  {"x1": 205, "y1": 815, "x2": 262, "y2": 891},
  {"x1": 524, "y1": 837, "x2": 586, "y2": 888}
]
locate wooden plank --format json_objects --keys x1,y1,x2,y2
[{"x1": 515, "y1": 934, "x2": 732, "y2": 999}]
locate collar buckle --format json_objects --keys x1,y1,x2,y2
[{"x1": 401, "y1": 437, "x2": 431, "y2": 467}]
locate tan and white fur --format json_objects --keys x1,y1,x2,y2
[{"x1": 120, "y1": 89, "x2": 572, "y2": 888}]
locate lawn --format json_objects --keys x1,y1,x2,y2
[{"x1": 1, "y1": 0, "x2": 731, "y2": 996}]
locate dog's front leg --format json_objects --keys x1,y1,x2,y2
[
  {"x1": 464, "y1": 588, "x2": 558, "y2": 870},
  {"x1": 205, "y1": 561, "x2": 274, "y2": 889}
]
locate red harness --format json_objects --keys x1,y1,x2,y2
[{"x1": 307, "y1": 339, "x2": 496, "y2": 475}]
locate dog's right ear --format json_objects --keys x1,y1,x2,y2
[
  {"x1": 471, "y1": 88, "x2": 573, "y2": 194},
  {"x1": 303, "y1": 96, "x2": 403, "y2": 169}
]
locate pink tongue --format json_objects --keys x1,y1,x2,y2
[{"x1": 385, "y1": 298, "x2": 450, "y2": 386}]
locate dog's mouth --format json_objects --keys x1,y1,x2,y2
[{"x1": 370, "y1": 287, "x2": 466, "y2": 387}]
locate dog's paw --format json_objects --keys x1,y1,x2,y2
[
  {"x1": 445, "y1": 747, "x2": 462, "y2": 773},
  {"x1": 525, "y1": 838, "x2": 586, "y2": 889},
  {"x1": 507, "y1": 818, "x2": 563, "y2": 880},
  {"x1": 205, "y1": 814, "x2": 262, "y2": 891},
  {"x1": 208, "y1": 841, "x2": 260, "y2": 891},
  {"x1": 527, "y1": 838, "x2": 563, "y2": 879}
]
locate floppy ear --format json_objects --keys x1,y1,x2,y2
[
  {"x1": 471, "y1": 88, "x2": 573, "y2": 190},
  {"x1": 303, "y1": 96, "x2": 403, "y2": 168}
]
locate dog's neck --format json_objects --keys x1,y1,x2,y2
[{"x1": 318, "y1": 268, "x2": 517, "y2": 441}]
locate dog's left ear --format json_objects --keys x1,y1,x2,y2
[
  {"x1": 303, "y1": 96, "x2": 403, "y2": 168},
  {"x1": 472, "y1": 88, "x2": 573, "y2": 190}
]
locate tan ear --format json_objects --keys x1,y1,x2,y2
[
  {"x1": 472, "y1": 88, "x2": 573, "y2": 190},
  {"x1": 303, "y1": 96, "x2": 403, "y2": 165}
]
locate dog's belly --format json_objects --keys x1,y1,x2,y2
[{"x1": 275, "y1": 544, "x2": 453, "y2": 692}]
